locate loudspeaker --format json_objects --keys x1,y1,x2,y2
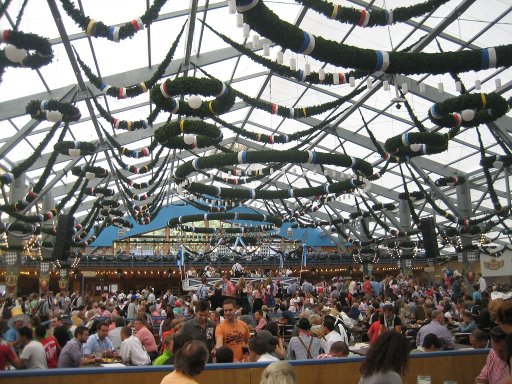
[
  {"x1": 419, "y1": 217, "x2": 440, "y2": 258},
  {"x1": 52, "y1": 214, "x2": 75, "y2": 261}
]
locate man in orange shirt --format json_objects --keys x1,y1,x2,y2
[{"x1": 215, "y1": 298, "x2": 250, "y2": 362}]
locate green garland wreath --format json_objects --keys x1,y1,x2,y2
[
  {"x1": 155, "y1": 119, "x2": 223, "y2": 150},
  {"x1": 150, "y1": 77, "x2": 235, "y2": 118},
  {"x1": 102, "y1": 128, "x2": 158, "y2": 158},
  {"x1": 92, "y1": 96, "x2": 160, "y2": 130},
  {"x1": 480, "y1": 155, "x2": 512, "y2": 169},
  {"x1": 210, "y1": 112, "x2": 329, "y2": 145},
  {"x1": 178, "y1": 225, "x2": 273, "y2": 234},
  {"x1": 383, "y1": 126, "x2": 460, "y2": 163},
  {"x1": 100, "y1": 208, "x2": 123, "y2": 218},
  {"x1": 71, "y1": 165, "x2": 108, "y2": 179},
  {"x1": 174, "y1": 150, "x2": 373, "y2": 181},
  {"x1": 95, "y1": 199, "x2": 121, "y2": 209},
  {"x1": 54, "y1": 141, "x2": 96, "y2": 156},
  {"x1": 85, "y1": 186, "x2": 114, "y2": 198},
  {"x1": 201, "y1": 20, "x2": 368, "y2": 86},
  {"x1": 181, "y1": 177, "x2": 362, "y2": 200},
  {"x1": 293, "y1": 0, "x2": 450, "y2": 28},
  {"x1": 0, "y1": 29, "x2": 53, "y2": 70},
  {"x1": 26, "y1": 100, "x2": 81, "y2": 123},
  {"x1": 168, "y1": 212, "x2": 283, "y2": 228},
  {"x1": 115, "y1": 153, "x2": 169, "y2": 190},
  {"x1": 74, "y1": 19, "x2": 186, "y2": 99},
  {"x1": 428, "y1": 92, "x2": 511, "y2": 128},
  {"x1": 109, "y1": 145, "x2": 164, "y2": 174},
  {"x1": 60, "y1": 0, "x2": 168, "y2": 42},
  {"x1": 119, "y1": 167, "x2": 167, "y2": 202},
  {"x1": 235, "y1": 0, "x2": 512, "y2": 75}
]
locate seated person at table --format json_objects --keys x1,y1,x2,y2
[
  {"x1": 254, "y1": 310, "x2": 267, "y2": 331},
  {"x1": 286, "y1": 318, "x2": 322, "y2": 360},
  {"x1": 279, "y1": 303, "x2": 296, "y2": 326},
  {"x1": 475, "y1": 327, "x2": 509, "y2": 384},
  {"x1": 18, "y1": 326, "x2": 47, "y2": 369},
  {"x1": 164, "y1": 332, "x2": 193, "y2": 365},
  {"x1": 58, "y1": 326, "x2": 95, "y2": 368},
  {"x1": 453, "y1": 310, "x2": 478, "y2": 333},
  {"x1": 316, "y1": 341, "x2": 350, "y2": 359},
  {"x1": 215, "y1": 346, "x2": 234, "y2": 363},
  {"x1": 83, "y1": 321, "x2": 114, "y2": 355},
  {"x1": 411, "y1": 333, "x2": 442, "y2": 353},
  {"x1": 416, "y1": 310, "x2": 454, "y2": 350},
  {"x1": 379, "y1": 304, "x2": 402, "y2": 335},
  {"x1": 120, "y1": 326, "x2": 151, "y2": 366},
  {"x1": 470, "y1": 328, "x2": 490, "y2": 349},
  {"x1": 134, "y1": 318, "x2": 158, "y2": 361},
  {"x1": 321, "y1": 316, "x2": 344, "y2": 353},
  {"x1": 248, "y1": 335, "x2": 278, "y2": 362},
  {"x1": 153, "y1": 334, "x2": 173, "y2": 366},
  {"x1": 367, "y1": 319, "x2": 381, "y2": 344}
]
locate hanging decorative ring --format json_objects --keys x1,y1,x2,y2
[
  {"x1": 235, "y1": 0, "x2": 512, "y2": 75},
  {"x1": 168, "y1": 212, "x2": 283, "y2": 228},
  {"x1": 383, "y1": 128, "x2": 459, "y2": 163},
  {"x1": 428, "y1": 93, "x2": 511, "y2": 128},
  {"x1": 7, "y1": 222, "x2": 37, "y2": 236},
  {"x1": 177, "y1": 225, "x2": 273, "y2": 234},
  {"x1": 480, "y1": 155, "x2": 512, "y2": 169},
  {"x1": 85, "y1": 187, "x2": 115, "y2": 198},
  {"x1": 0, "y1": 29, "x2": 53, "y2": 69},
  {"x1": 71, "y1": 165, "x2": 109, "y2": 180},
  {"x1": 155, "y1": 119, "x2": 223, "y2": 150},
  {"x1": 26, "y1": 100, "x2": 81, "y2": 123},
  {"x1": 54, "y1": 141, "x2": 96, "y2": 157},
  {"x1": 292, "y1": 0, "x2": 450, "y2": 28},
  {"x1": 60, "y1": 0, "x2": 167, "y2": 42},
  {"x1": 174, "y1": 150, "x2": 373, "y2": 181},
  {"x1": 435, "y1": 176, "x2": 466, "y2": 187},
  {"x1": 150, "y1": 77, "x2": 235, "y2": 118}
]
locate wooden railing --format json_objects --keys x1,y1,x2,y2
[{"x1": 0, "y1": 349, "x2": 487, "y2": 384}]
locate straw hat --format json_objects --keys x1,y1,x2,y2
[{"x1": 7, "y1": 306, "x2": 30, "y2": 328}]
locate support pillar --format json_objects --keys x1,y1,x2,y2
[
  {"x1": 399, "y1": 200, "x2": 412, "y2": 276},
  {"x1": 40, "y1": 191, "x2": 53, "y2": 295},
  {"x1": 5, "y1": 174, "x2": 27, "y2": 297},
  {"x1": 456, "y1": 179, "x2": 474, "y2": 291}
]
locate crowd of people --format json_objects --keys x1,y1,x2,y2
[{"x1": 1, "y1": 270, "x2": 512, "y2": 384}]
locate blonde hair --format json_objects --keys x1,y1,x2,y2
[{"x1": 260, "y1": 361, "x2": 296, "y2": 384}]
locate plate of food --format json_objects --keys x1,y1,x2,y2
[{"x1": 101, "y1": 357, "x2": 121, "y2": 364}]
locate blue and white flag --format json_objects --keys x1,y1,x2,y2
[
  {"x1": 302, "y1": 244, "x2": 308, "y2": 267},
  {"x1": 234, "y1": 236, "x2": 246, "y2": 249}
]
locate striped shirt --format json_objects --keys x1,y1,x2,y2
[
  {"x1": 476, "y1": 348, "x2": 509, "y2": 384},
  {"x1": 286, "y1": 333, "x2": 322, "y2": 360}
]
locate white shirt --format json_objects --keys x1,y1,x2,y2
[
  {"x1": 109, "y1": 327, "x2": 123, "y2": 350},
  {"x1": 349, "y1": 281, "x2": 357, "y2": 295},
  {"x1": 322, "y1": 330, "x2": 345, "y2": 354},
  {"x1": 20, "y1": 341, "x2": 48, "y2": 369},
  {"x1": 479, "y1": 276, "x2": 487, "y2": 292},
  {"x1": 120, "y1": 336, "x2": 151, "y2": 366},
  {"x1": 257, "y1": 353, "x2": 279, "y2": 362}
]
